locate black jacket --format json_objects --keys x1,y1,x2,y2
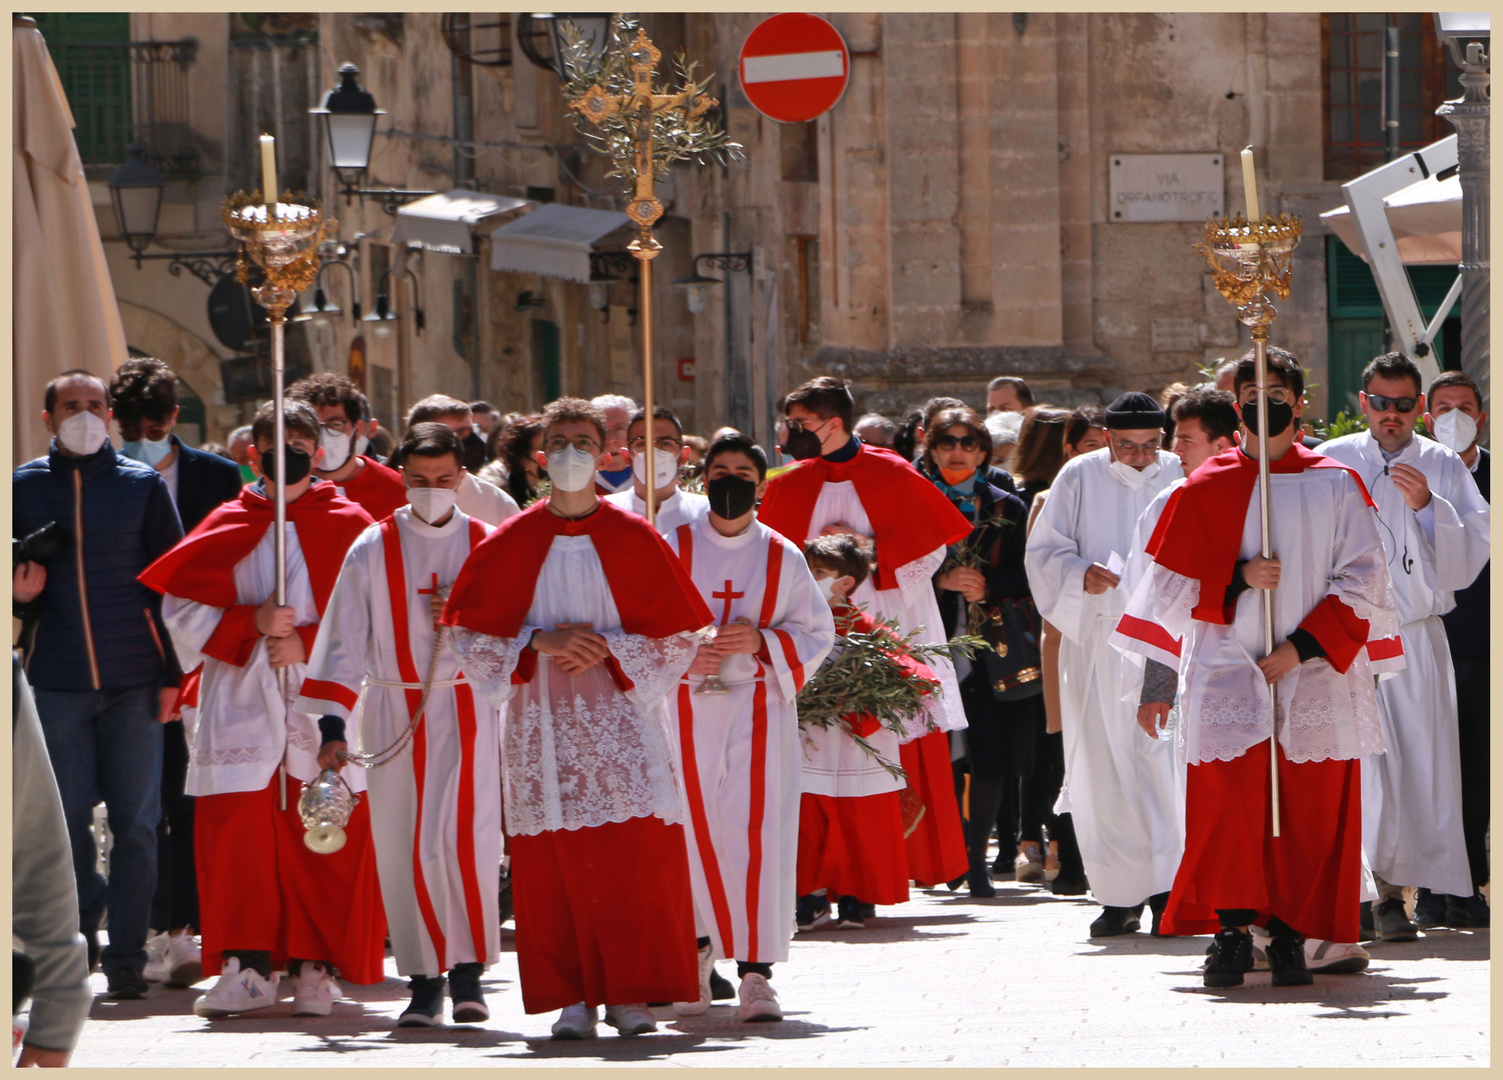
[
  {"x1": 1442, "y1": 448, "x2": 1489, "y2": 660},
  {"x1": 13, "y1": 440, "x2": 184, "y2": 692},
  {"x1": 932, "y1": 478, "x2": 1031, "y2": 639},
  {"x1": 170, "y1": 434, "x2": 246, "y2": 534}
]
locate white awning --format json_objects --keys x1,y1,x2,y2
[
  {"x1": 391, "y1": 189, "x2": 531, "y2": 254},
  {"x1": 1320, "y1": 172, "x2": 1462, "y2": 266},
  {"x1": 489, "y1": 202, "x2": 633, "y2": 283}
]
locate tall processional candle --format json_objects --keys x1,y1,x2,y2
[
  {"x1": 260, "y1": 134, "x2": 278, "y2": 220},
  {"x1": 1241, "y1": 145, "x2": 1260, "y2": 224}
]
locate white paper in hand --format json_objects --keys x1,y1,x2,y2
[{"x1": 1106, "y1": 550, "x2": 1127, "y2": 579}]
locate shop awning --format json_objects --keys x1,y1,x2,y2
[
  {"x1": 390, "y1": 189, "x2": 530, "y2": 254},
  {"x1": 1320, "y1": 172, "x2": 1462, "y2": 266},
  {"x1": 489, "y1": 203, "x2": 632, "y2": 283}
]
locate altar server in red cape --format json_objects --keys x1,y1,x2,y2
[
  {"x1": 289, "y1": 372, "x2": 409, "y2": 523},
  {"x1": 795, "y1": 534, "x2": 936, "y2": 929},
  {"x1": 441, "y1": 397, "x2": 713, "y2": 1040},
  {"x1": 1113, "y1": 350, "x2": 1399, "y2": 989},
  {"x1": 760, "y1": 377, "x2": 972, "y2": 889},
  {"x1": 296, "y1": 424, "x2": 499, "y2": 1028},
  {"x1": 664, "y1": 433, "x2": 835, "y2": 1021},
  {"x1": 139, "y1": 400, "x2": 385, "y2": 1019}
]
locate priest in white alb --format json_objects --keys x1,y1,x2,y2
[
  {"x1": 605, "y1": 406, "x2": 709, "y2": 534},
  {"x1": 1023, "y1": 391, "x2": 1184, "y2": 938},
  {"x1": 441, "y1": 398, "x2": 714, "y2": 1041},
  {"x1": 1317, "y1": 352, "x2": 1490, "y2": 940},
  {"x1": 297, "y1": 423, "x2": 499, "y2": 1028},
  {"x1": 665, "y1": 432, "x2": 835, "y2": 1022}
]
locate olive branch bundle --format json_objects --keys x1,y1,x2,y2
[
  {"x1": 938, "y1": 510, "x2": 1013, "y2": 635},
  {"x1": 796, "y1": 611, "x2": 987, "y2": 780},
  {"x1": 557, "y1": 14, "x2": 744, "y2": 188}
]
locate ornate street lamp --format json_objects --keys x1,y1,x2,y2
[
  {"x1": 517, "y1": 14, "x2": 613, "y2": 80},
  {"x1": 311, "y1": 63, "x2": 435, "y2": 210},
  {"x1": 109, "y1": 142, "x2": 239, "y2": 285}
]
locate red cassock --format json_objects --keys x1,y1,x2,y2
[
  {"x1": 1138, "y1": 445, "x2": 1382, "y2": 944},
  {"x1": 442, "y1": 500, "x2": 713, "y2": 1012},
  {"x1": 139, "y1": 482, "x2": 387, "y2": 983},
  {"x1": 335, "y1": 455, "x2": 409, "y2": 523}
]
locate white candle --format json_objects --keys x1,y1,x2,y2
[
  {"x1": 1241, "y1": 146, "x2": 1260, "y2": 225},
  {"x1": 260, "y1": 134, "x2": 278, "y2": 220}
]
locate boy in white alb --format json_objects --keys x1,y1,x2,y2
[
  {"x1": 665, "y1": 433, "x2": 835, "y2": 1021},
  {"x1": 606, "y1": 406, "x2": 710, "y2": 535},
  {"x1": 298, "y1": 423, "x2": 501, "y2": 1026}
]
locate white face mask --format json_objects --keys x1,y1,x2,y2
[
  {"x1": 121, "y1": 434, "x2": 172, "y2": 468},
  {"x1": 1432, "y1": 409, "x2": 1478, "y2": 455},
  {"x1": 320, "y1": 428, "x2": 353, "y2": 471},
  {"x1": 353, "y1": 433, "x2": 371, "y2": 457},
  {"x1": 547, "y1": 445, "x2": 598, "y2": 493},
  {"x1": 1108, "y1": 458, "x2": 1155, "y2": 490},
  {"x1": 56, "y1": 411, "x2": 108, "y2": 456},
  {"x1": 817, "y1": 575, "x2": 839, "y2": 603},
  {"x1": 632, "y1": 447, "x2": 679, "y2": 490},
  {"x1": 407, "y1": 485, "x2": 458, "y2": 524}
]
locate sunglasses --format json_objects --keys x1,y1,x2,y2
[
  {"x1": 1366, "y1": 394, "x2": 1418, "y2": 414},
  {"x1": 932, "y1": 434, "x2": 980, "y2": 451}
]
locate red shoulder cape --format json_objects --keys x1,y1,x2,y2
[
  {"x1": 338, "y1": 455, "x2": 408, "y2": 523},
  {"x1": 138, "y1": 481, "x2": 374, "y2": 614},
  {"x1": 759, "y1": 444, "x2": 972, "y2": 590},
  {"x1": 441, "y1": 498, "x2": 714, "y2": 639}
]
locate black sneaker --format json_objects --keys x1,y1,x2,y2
[
  {"x1": 1147, "y1": 891, "x2": 1172, "y2": 936},
  {"x1": 1374, "y1": 897, "x2": 1419, "y2": 942},
  {"x1": 1089, "y1": 905, "x2": 1143, "y2": 937},
  {"x1": 709, "y1": 966, "x2": 736, "y2": 1001},
  {"x1": 448, "y1": 963, "x2": 488, "y2": 1023},
  {"x1": 1203, "y1": 929, "x2": 1253, "y2": 988},
  {"x1": 967, "y1": 866, "x2": 997, "y2": 899},
  {"x1": 855, "y1": 902, "x2": 876, "y2": 919},
  {"x1": 106, "y1": 968, "x2": 149, "y2": 1000},
  {"x1": 1413, "y1": 888, "x2": 1447, "y2": 929},
  {"x1": 1050, "y1": 873, "x2": 1089, "y2": 897},
  {"x1": 835, "y1": 896, "x2": 866, "y2": 929},
  {"x1": 399, "y1": 974, "x2": 447, "y2": 1027},
  {"x1": 1265, "y1": 933, "x2": 1314, "y2": 987},
  {"x1": 1445, "y1": 891, "x2": 1490, "y2": 928},
  {"x1": 795, "y1": 893, "x2": 831, "y2": 932}
]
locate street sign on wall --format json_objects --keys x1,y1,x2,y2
[
  {"x1": 1109, "y1": 153, "x2": 1225, "y2": 223},
  {"x1": 738, "y1": 13, "x2": 850, "y2": 124}
]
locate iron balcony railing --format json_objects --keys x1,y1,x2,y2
[{"x1": 45, "y1": 38, "x2": 200, "y2": 176}]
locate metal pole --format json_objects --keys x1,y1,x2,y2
[
  {"x1": 640, "y1": 252, "x2": 656, "y2": 526},
  {"x1": 271, "y1": 307, "x2": 289, "y2": 811},
  {"x1": 1383, "y1": 26, "x2": 1401, "y2": 162},
  {"x1": 1438, "y1": 41, "x2": 1490, "y2": 416},
  {"x1": 1252, "y1": 324, "x2": 1279, "y2": 838}
]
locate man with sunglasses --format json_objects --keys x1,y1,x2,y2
[
  {"x1": 760, "y1": 377, "x2": 975, "y2": 890},
  {"x1": 1317, "y1": 353, "x2": 1490, "y2": 943},
  {"x1": 606, "y1": 406, "x2": 709, "y2": 535},
  {"x1": 1025, "y1": 391, "x2": 1185, "y2": 939}
]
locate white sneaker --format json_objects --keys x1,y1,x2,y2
[
  {"x1": 193, "y1": 958, "x2": 280, "y2": 1017},
  {"x1": 142, "y1": 932, "x2": 171, "y2": 983},
  {"x1": 673, "y1": 944, "x2": 715, "y2": 1016},
  {"x1": 736, "y1": 973, "x2": 783, "y2": 1022},
  {"x1": 1250, "y1": 928, "x2": 1371, "y2": 975},
  {"x1": 291, "y1": 962, "x2": 343, "y2": 1017},
  {"x1": 604, "y1": 1003, "x2": 657, "y2": 1036},
  {"x1": 551, "y1": 1002, "x2": 598, "y2": 1040},
  {"x1": 164, "y1": 931, "x2": 204, "y2": 988}
]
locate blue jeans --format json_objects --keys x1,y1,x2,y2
[{"x1": 34, "y1": 684, "x2": 163, "y2": 977}]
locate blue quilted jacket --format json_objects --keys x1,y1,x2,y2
[{"x1": 13, "y1": 440, "x2": 184, "y2": 692}]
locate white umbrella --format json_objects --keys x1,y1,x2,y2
[
  {"x1": 12, "y1": 17, "x2": 128, "y2": 464},
  {"x1": 1320, "y1": 172, "x2": 1463, "y2": 266}
]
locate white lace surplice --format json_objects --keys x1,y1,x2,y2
[
  {"x1": 451, "y1": 534, "x2": 696, "y2": 836},
  {"x1": 1120, "y1": 469, "x2": 1397, "y2": 765}
]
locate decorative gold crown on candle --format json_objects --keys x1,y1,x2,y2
[
  {"x1": 222, "y1": 191, "x2": 333, "y2": 297},
  {"x1": 1196, "y1": 212, "x2": 1303, "y2": 311}
]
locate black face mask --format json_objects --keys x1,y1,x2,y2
[
  {"x1": 259, "y1": 444, "x2": 313, "y2": 486},
  {"x1": 1240, "y1": 397, "x2": 1295, "y2": 439},
  {"x1": 707, "y1": 474, "x2": 759, "y2": 520},
  {"x1": 782, "y1": 427, "x2": 823, "y2": 461},
  {"x1": 463, "y1": 431, "x2": 486, "y2": 473}
]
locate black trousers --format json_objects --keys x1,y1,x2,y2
[
  {"x1": 149, "y1": 719, "x2": 199, "y2": 931},
  {"x1": 1452, "y1": 655, "x2": 1490, "y2": 891}
]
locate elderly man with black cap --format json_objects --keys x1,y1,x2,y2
[{"x1": 1024, "y1": 391, "x2": 1185, "y2": 938}]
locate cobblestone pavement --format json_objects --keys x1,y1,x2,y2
[{"x1": 67, "y1": 876, "x2": 1488, "y2": 1068}]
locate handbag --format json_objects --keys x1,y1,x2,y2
[{"x1": 978, "y1": 596, "x2": 1043, "y2": 702}]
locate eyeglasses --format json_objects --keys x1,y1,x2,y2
[
  {"x1": 628, "y1": 435, "x2": 683, "y2": 453},
  {"x1": 785, "y1": 417, "x2": 830, "y2": 435},
  {"x1": 932, "y1": 434, "x2": 980, "y2": 451},
  {"x1": 321, "y1": 419, "x2": 351, "y2": 434},
  {"x1": 1366, "y1": 394, "x2": 1418, "y2": 414},
  {"x1": 544, "y1": 435, "x2": 602, "y2": 453},
  {"x1": 1238, "y1": 387, "x2": 1295, "y2": 406},
  {"x1": 1110, "y1": 436, "x2": 1162, "y2": 454}
]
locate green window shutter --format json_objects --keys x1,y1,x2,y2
[{"x1": 31, "y1": 13, "x2": 133, "y2": 165}]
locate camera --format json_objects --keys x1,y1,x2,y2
[{"x1": 13, "y1": 522, "x2": 69, "y2": 570}]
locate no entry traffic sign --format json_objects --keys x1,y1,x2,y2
[{"x1": 738, "y1": 13, "x2": 850, "y2": 124}]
